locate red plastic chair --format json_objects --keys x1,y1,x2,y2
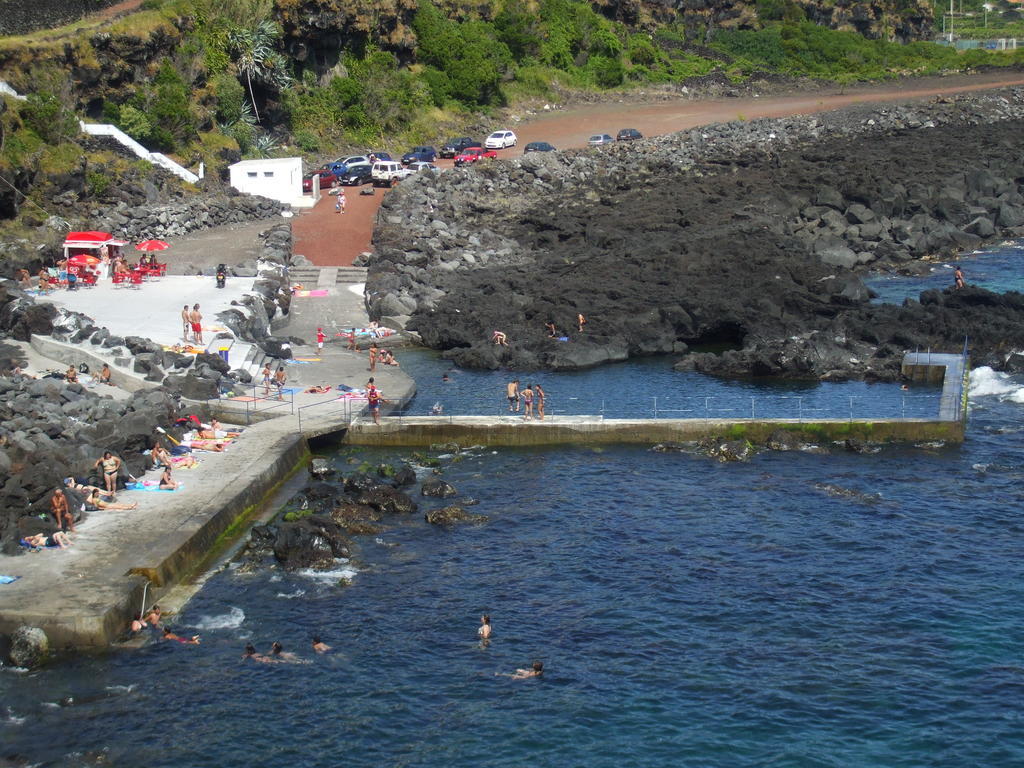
[
  {"x1": 81, "y1": 271, "x2": 99, "y2": 288},
  {"x1": 129, "y1": 271, "x2": 144, "y2": 289},
  {"x1": 112, "y1": 272, "x2": 127, "y2": 287}
]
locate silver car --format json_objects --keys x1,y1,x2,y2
[{"x1": 588, "y1": 134, "x2": 614, "y2": 146}]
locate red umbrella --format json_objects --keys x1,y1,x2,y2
[
  {"x1": 136, "y1": 239, "x2": 170, "y2": 252},
  {"x1": 68, "y1": 253, "x2": 101, "y2": 266}
]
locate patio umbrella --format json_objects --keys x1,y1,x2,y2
[
  {"x1": 136, "y1": 239, "x2": 170, "y2": 252},
  {"x1": 67, "y1": 253, "x2": 101, "y2": 266}
]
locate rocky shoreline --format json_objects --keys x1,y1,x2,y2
[{"x1": 367, "y1": 87, "x2": 1024, "y2": 379}]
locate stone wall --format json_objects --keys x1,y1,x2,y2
[{"x1": 0, "y1": 0, "x2": 119, "y2": 36}]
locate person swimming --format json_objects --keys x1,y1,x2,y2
[
  {"x1": 478, "y1": 615, "x2": 492, "y2": 640},
  {"x1": 163, "y1": 627, "x2": 200, "y2": 644},
  {"x1": 242, "y1": 643, "x2": 271, "y2": 662},
  {"x1": 269, "y1": 641, "x2": 299, "y2": 662},
  {"x1": 311, "y1": 636, "x2": 331, "y2": 653}
]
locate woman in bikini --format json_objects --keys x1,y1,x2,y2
[
  {"x1": 151, "y1": 441, "x2": 171, "y2": 469},
  {"x1": 521, "y1": 384, "x2": 534, "y2": 420},
  {"x1": 24, "y1": 531, "x2": 72, "y2": 549},
  {"x1": 534, "y1": 383, "x2": 546, "y2": 421},
  {"x1": 94, "y1": 451, "x2": 122, "y2": 497},
  {"x1": 158, "y1": 466, "x2": 177, "y2": 491},
  {"x1": 88, "y1": 488, "x2": 137, "y2": 511}
]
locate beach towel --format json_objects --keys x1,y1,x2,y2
[
  {"x1": 127, "y1": 481, "x2": 183, "y2": 492},
  {"x1": 279, "y1": 387, "x2": 301, "y2": 394},
  {"x1": 292, "y1": 357, "x2": 321, "y2": 362},
  {"x1": 0, "y1": 575, "x2": 20, "y2": 584},
  {"x1": 285, "y1": 359, "x2": 316, "y2": 365},
  {"x1": 20, "y1": 538, "x2": 59, "y2": 550},
  {"x1": 293, "y1": 289, "x2": 329, "y2": 298}
]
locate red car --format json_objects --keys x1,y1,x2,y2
[
  {"x1": 453, "y1": 146, "x2": 497, "y2": 167},
  {"x1": 303, "y1": 169, "x2": 339, "y2": 193}
]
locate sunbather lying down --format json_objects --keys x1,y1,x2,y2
[
  {"x1": 23, "y1": 532, "x2": 71, "y2": 549},
  {"x1": 305, "y1": 384, "x2": 331, "y2": 394},
  {"x1": 183, "y1": 438, "x2": 227, "y2": 452}
]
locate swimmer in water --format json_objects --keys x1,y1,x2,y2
[
  {"x1": 269, "y1": 641, "x2": 300, "y2": 662},
  {"x1": 312, "y1": 636, "x2": 331, "y2": 653},
  {"x1": 163, "y1": 627, "x2": 200, "y2": 644},
  {"x1": 498, "y1": 660, "x2": 543, "y2": 679},
  {"x1": 478, "y1": 615, "x2": 492, "y2": 641},
  {"x1": 242, "y1": 644, "x2": 271, "y2": 662}
]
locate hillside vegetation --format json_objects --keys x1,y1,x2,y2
[{"x1": 0, "y1": 0, "x2": 1022, "y2": 235}]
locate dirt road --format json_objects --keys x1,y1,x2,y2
[{"x1": 292, "y1": 72, "x2": 1024, "y2": 267}]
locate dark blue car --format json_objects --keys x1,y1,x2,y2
[{"x1": 401, "y1": 146, "x2": 437, "y2": 165}]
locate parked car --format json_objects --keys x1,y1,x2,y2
[
  {"x1": 325, "y1": 155, "x2": 369, "y2": 175},
  {"x1": 616, "y1": 128, "x2": 643, "y2": 142},
  {"x1": 454, "y1": 147, "x2": 498, "y2": 167},
  {"x1": 440, "y1": 137, "x2": 477, "y2": 158},
  {"x1": 337, "y1": 163, "x2": 373, "y2": 185},
  {"x1": 302, "y1": 169, "x2": 338, "y2": 193},
  {"x1": 408, "y1": 161, "x2": 440, "y2": 173},
  {"x1": 484, "y1": 130, "x2": 517, "y2": 149},
  {"x1": 588, "y1": 134, "x2": 614, "y2": 146},
  {"x1": 401, "y1": 146, "x2": 438, "y2": 164},
  {"x1": 524, "y1": 141, "x2": 556, "y2": 153},
  {"x1": 371, "y1": 160, "x2": 414, "y2": 186},
  {"x1": 367, "y1": 151, "x2": 392, "y2": 162}
]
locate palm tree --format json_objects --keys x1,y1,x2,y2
[{"x1": 228, "y1": 20, "x2": 291, "y2": 124}]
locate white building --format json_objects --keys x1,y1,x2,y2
[{"x1": 228, "y1": 157, "x2": 303, "y2": 205}]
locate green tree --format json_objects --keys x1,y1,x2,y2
[
  {"x1": 21, "y1": 92, "x2": 78, "y2": 145},
  {"x1": 227, "y1": 19, "x2": 292, "y2": 123}
]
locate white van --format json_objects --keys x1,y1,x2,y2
[{"x1": 371, "y1": 161, "x2": 414, "y2": 186}]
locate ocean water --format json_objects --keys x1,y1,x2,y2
[
  {"x1": 866, "y1": 239, "x2": 1024, "y2": 304},
  {"x1": 2, "y1": 327, "x2": 1024, "y2": 766}
]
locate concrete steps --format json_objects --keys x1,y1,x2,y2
[{"x1": 289, "y1": 265, "x2": 368, "y2": 287}]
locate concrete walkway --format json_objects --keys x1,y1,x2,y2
[{"x1": 0, "y1": 264, "x2": 416, "y2": 649}]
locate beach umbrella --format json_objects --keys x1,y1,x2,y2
[
  {"x1": 136, "y1": 239, "x2": 170, "y2": 252},
  {"x1": 67, "y1": 253, "x2": 101, "y2": 266}
]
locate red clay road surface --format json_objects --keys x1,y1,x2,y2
[{"x1": 292, "y1": 72, "x2": 1024, "y2": 267}]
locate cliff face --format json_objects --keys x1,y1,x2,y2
[
  {"x1": 0, "y1": 0, "x2": 119, "y2": 36},
  {"x1": 629, "y1": 0, "x2": 934, "y2": 42}
]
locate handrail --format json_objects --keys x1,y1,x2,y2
[{"x1": 296, "y1": 395, "x2": 364, "y2": 432}]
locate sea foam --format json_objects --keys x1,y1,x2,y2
[
  {"x1": 969, "y1": 366, "x2": 1024, "y2": 400},
  {"x1": 193, "y1": 606, "x2": 245, "y2": 630}
]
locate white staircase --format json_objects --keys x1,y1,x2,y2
[{"x1": 79, "y1": 122, "x2": 202, "y2": 184}]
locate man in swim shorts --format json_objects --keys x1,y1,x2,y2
[
  {"x1": 50, "y1": 487, "x2": 74, "y2": 532},
  {"x1": 506, "y1": 379, "x2": 520, "y2": 412},
  {"x1": 190, "y1": 304, "x2": 203, "y2": 345}
]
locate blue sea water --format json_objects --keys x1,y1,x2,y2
[{"x1": 3, "y1": 292, "x2": 1024, "y2": 766}]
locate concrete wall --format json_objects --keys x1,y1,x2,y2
[
  {"x1": 30, "y1": 334, "x2": 156, "y2": 393},
  {"x1": 344, "y1": 417, "x2": 965, "y2": 447}
]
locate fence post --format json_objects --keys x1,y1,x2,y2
[
  {"x1": 653, "y1": 397, "x2": 658, "y2": 419},
  {"x1": 750, "y1": 397, "x2": 755, "y2": 420},
  {"x1": 849, "y1": 396, "x2": 854, "y2": 422},
  {"x1": 798, "y1": 397, "x2": 802, "y2": 423},
  {"x1": 704, "y1": 397, "x2": 709, "y2": 423},
  {"x1": 901, "y1": 396, "x2": 905, "y2": 420}
]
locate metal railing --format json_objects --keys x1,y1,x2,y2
[
  {"x1": 210, "y1": 384, "x2": 294, "y2": 425},
  {"x1": 296, "y1": 395, "x2": 363, "y2": 432}
]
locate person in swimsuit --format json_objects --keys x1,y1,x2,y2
[
  {"x1": 144, "y1": 605, "x2": 163, "y2": 627},
  {"x1": 151, "y1": 441, "x2": 171, "y2": 469},
  {"x1": 506, "y1": 379, "x2": 520, "y2": 412},
  {"x1": 534, "y1": 383, "x2": 546, "y2": 421},
  {"x1": 190, "y1": 304, "x2": 203, "y2": 345},
  {"x1": 312, "y1": 637, "x2": 331, "y2": 653},
  {"x1": 478, "y1": 615, "x2": 492, "y2": 640},
  {"x1": 316, "y1": 327, "x2": 326, "y2": 352},
  {"x1": 261, "y1": 364, "x2": 272, "y2": 396},
  {"x1": 24, "y1": 531, "x2": 71, "y2": 549},
  {"x1": 366, "y1": 383, "x2": 385, "y2": 425},
  {"x1": 50, "y1": 488, "x2": 75, "y2": 532},
  {"x1": 545, "y1": 321, "x2": 556, "y2": 338},
  {"x1": 274, "y1": 366, "x2": 287, "y2": 400},
  {"x1": 498, "y1": 661, "x2": 543, "y2": 679},
  {"x1": 65, "y1": 365, "x2": 78, "y2": 384},
  {"x1": 88, "y1": 488, "x2": 137, "y2": 511},
  {"x1": 368, "y1": 343, "x2": 379, "y2": 372},
  {"x1": 182, "y1": 305, "x2": 191, "y2": 342},
  {"x1": 522, "y1": 384, "x2": 534, "y2": 420},
  {"x1": 347, "y1": 328, "x2": 358, "y2": 352},
  {"x1": 94, "y1": 451, "x2": 122, "y2": 497},
  {"x1": 954, "y1": 265, "x2": 965, "y2": 290},
  {"x1": 492, "y1": 330, "x2": 508, "y2": 346},
  {"x1": 269, "y1": 642, "x2": 299, "y2": 662},
  {"x1": 577, "y1": 313, "x2": 586, "y2": 333},
  {"x1": 163, "y1": 627, "x2": 200, "y2": 644},
  {"x1": 243, "y1": 643, "x2": 270, "y2": 662},
  {"x1": 158, "y1": 466, "x2": 177, "y2": 490}
]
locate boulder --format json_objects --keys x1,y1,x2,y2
[
  {"x1": 705, "y1": 439, "x2": 755, "y2": 462},
  {"x1": 272, "y1": 516, "x2": 349, "y2": 570},
  {"x1": 308, "y1": 458, "x2": 335, "y2": 479},
  {"x1": 424, "y1": 505, "x2": 488, "y2": 525},
  {"x1": 8, "y1": 626, "x2": 48, "y2": 668},
  {"x1": 356, "y1": 486, "x2": 418, "y2": 515},
  {"x1": 421, "y1": 477, "x2": 457, "y2": 498}
]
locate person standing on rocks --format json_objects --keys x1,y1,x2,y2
[
  {"x1": 190, "y1": 304, "x2": 204, "y2": 346},
  {"x1": 506, "y1": 379, "x2": 520, "y2": 412},
  {"x1": 347, "y1": 328, "x2": 358, "y2": 353},
  {"x1": 369, "y1": 343, "x2": 379, "y2": 372},
  {"x1": 577, "y1": 313, "x2": 587, "y2": 333},
  {"x1": 181, "y1": 305, "x2": 191, "y2": 342},
  {"x1": 94, "y1": 451, "x2": 123, "y2": 498},
  {"x1": 954, "y1": 265, "x2": 965, "y2": 290},
  {"x1": 50, "y1": 488, "x2": 74, "y2": 532}
]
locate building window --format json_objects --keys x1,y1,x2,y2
[
  {"x1": 264, "y1": 171, "x2": 274, "y2": 177},
  {"x1": 247, "y1": 172, "x2": 257, "y2": 178}
]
